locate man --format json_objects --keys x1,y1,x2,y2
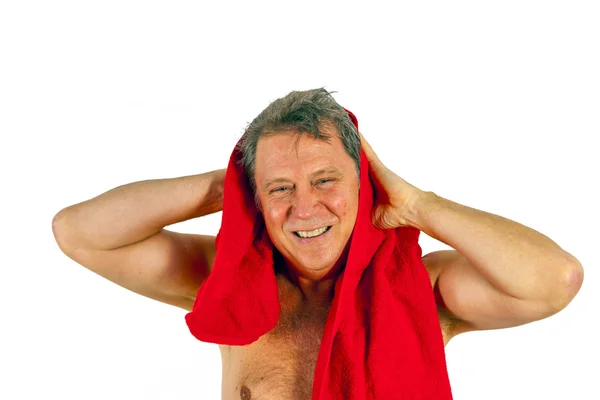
[{"x1": 52, "y1": 88, "x2": 584, "y2": 400}]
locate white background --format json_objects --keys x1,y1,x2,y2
[{"x1": 1, "y1": 1, "x2": 598, "y2": 399}]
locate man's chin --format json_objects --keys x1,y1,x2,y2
[
  {"x1": 288, "y1": 253, "x2": 347, "y2": 277},
  {"x1": 281, "y1": 254, "x2": 330, "y2": 273}
]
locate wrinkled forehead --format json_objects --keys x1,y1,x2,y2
[
  {"x1": 261, "y1": 139, "x2": 333, "y2": 168},
  {"x1": 256, "y1": 130, "x2": 349, "y2": 169}
]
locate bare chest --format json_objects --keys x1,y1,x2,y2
[
  {"x1": 219, "y1": 295, "x2": 329, "y2": 400},
  {"x1": 218, "y1": 275, "x2": 451, "y2": 400}
]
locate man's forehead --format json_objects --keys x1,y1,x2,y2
[{"x1": 256, "y1": 131, "x2": 344, "y2": 165}]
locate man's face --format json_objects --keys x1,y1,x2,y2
[{"x1": 254, "y1": 128, "x2": 359, "y2": 277}]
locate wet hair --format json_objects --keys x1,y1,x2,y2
[{"x1": 237, "y1": 87, "x2": 361, "y2": 207}]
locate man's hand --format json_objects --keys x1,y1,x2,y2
[{"x1": 359, "y1": 132, "x2": 426, "y2": 229}]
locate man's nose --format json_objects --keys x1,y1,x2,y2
[{"x1": 291, "y1": 186, "x2": 319, "y2": 219}]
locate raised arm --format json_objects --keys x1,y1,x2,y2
[{"x1": 52, "y1": 168, "x2": 226, "y2": 311}]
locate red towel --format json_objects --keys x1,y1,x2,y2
[{"x1": 185, "y1": 109, "x2": 453, "y2": 399}]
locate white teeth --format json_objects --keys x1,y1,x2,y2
[{"x1": 295, "y1": 226, "x2": 329, "y2": 238}]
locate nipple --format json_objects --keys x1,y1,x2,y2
[{"x1": 240, "y1": 385, "x2": 251, "y2": 400}]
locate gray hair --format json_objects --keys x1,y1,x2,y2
[{"x1": 237, "y1": 87, "x2": 361, "y2": 208}]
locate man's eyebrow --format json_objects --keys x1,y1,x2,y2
[
  {"x1": 263, "y1": 177, "x2": 291, "y2": 190},
  {"x1": 262, "y1": 167, "x2": 342, "y2": 190},
  {"x1": 310, "y1": 167, "x2": 343, "y2": 178}
]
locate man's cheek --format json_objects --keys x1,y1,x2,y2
[{"x1": 329, "y1": 194, "x2": 350, "y2": 219}]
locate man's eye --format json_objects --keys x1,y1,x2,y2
[
  {"x1": 271, "y1": 186, "x2": 288, "y2": 193},
  {"x1": 317, "y1": 179, "x2": 333, "y2": 185}
]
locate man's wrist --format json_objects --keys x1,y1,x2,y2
[
  {"x1": 192, "y1": 169, "x2": 226, "y2": 217},
  {"x1": 400, "y1": 190, "x2": 438, "y2": 231}
]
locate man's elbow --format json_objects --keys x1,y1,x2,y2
[
  {"x1": 52, "y1": 210, "x2": 72, "y2": 253},
  {"x1": 549, "y1": 257, "x2": 584, "y2": 311}
]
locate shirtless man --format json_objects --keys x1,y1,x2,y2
[{"x1": 52, "y1": 88, "x2": 584, "y2": 399}]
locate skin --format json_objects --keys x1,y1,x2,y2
[
  {"x1": 254, "y1": 128, "x2": 360, "y2": 305},
  {"x1": 252, "y1": 126, "x2": 584, "y2": 337},
  {"x1": 54, "y1": 123, "x2": 583, "y2": 399},
  {"x1": 359, "y1": 132, "x2": 583, "y2": 333}
]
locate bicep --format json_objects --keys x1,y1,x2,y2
[
  {"x1": 60, "y1": 229, "x2": 216, "y2": 311},
  {"x1": 425, "y1": 250, "x2": 557, "y2": 335}
]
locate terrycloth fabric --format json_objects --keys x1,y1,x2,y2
[{"x1": 185, "y1": 109, "x2": 453, "y2": 399}]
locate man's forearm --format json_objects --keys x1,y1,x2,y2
[
  {"x1": 405, "y1": 191, "x2": 583, "y2": 305},
  {"x1": 53, "y1": 169, "x2": 226, "y2": 251}
]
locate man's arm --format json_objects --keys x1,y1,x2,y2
[
  {"x1": 413, "y1": 192, "x2": 584, "y2": 335},
  {"x1": 358, "y1": 132, "x2": 583, "y2": 336},
  {"x1": 52, "y1": 169, "x2": 226, "y2": 311}
]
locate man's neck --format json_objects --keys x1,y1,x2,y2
[
  {"x1": 276, "y1": 263, "x2": 340, "y2": 306},
  {"x1": 273, "y1": 245, "x2": 350, "y2": 305}
]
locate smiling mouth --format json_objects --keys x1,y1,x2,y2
[{"x1": 293, "y1": 226, "x2": 332, "y2": 239}]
